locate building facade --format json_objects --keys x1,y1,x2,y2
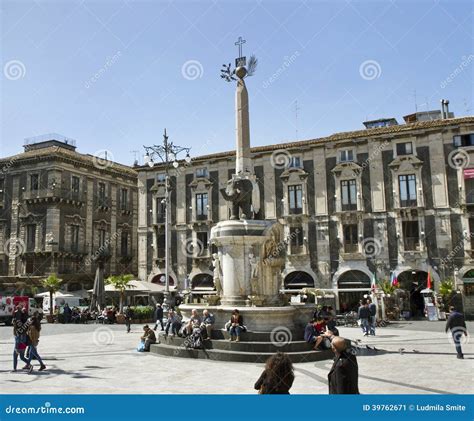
[
  {"x1": 0, "y1": 135, "x2": 138, "y2": 292},
  {"x1": 137, "y1": 115, "x2": 474, "y2": 315}
]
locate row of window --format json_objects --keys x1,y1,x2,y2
[
  {"x1": 153, "y1": 173, "x2": 420, "y2": 222},
  {"x1": 21, "y1": 224, "x2": 130, "y2": 257},
  {"x1": 342, "y1": 221, "x2": 421, "y2": 253}
]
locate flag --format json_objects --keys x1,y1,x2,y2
[
  {"x1": 426, "y1": 271, "x2": 432, "y2": 290},
  {"x1": 390, "y1": 271, "x2": 399, "y2": 287},
  {"x1": 371, "y1": 272, "x2": 377, "y2": 292}
]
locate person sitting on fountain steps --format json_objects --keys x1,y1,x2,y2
[
  {"x1": 228, "y1": 309, "x2": 244, "y2": 342},
  {"x1": 304, "y1": 319, "x2": 330, "y2": 350}
]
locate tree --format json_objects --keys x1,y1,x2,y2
[
  {"x1": 380, "y1": 280, "x2": 397, "y2": 295},
  {"x1": 41, "y1": 274, "x2": 62, "y2": 317},
  {"x1": 106, "y1": 274, "x2": 134, "y2": 313},
  {"x1": 438, "y1": 278, "x2": 456, "y2": 311}
]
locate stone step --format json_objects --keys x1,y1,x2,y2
[
  {"x1": 159, "y1": 334, "x2": 314, "y2": 353},
  {"x1": 206, "y1": 329, "x2": 304, "y2": 342},
  {"x1": 149, "y1": 342, "x2": 333, "y2": 364}
]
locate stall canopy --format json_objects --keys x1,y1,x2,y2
[{"x1": 87, "y1": 280, "x2": 176, "y2": 294}]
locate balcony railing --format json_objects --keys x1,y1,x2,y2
[
  {"x1": 344, "y1": 243, "x2": 359, "y2": 253},
  {"x1": 400, "y1": 199, "x2": 417, "y2": 208},
  {"x1": 288, "y1": 207, "x2": 303, "y2": 215},
  {"x1": 403, "y1": 237, "x2": 420, "y2": 251},
  {"x1": 341, "y1": 203, "x2": 357, "y2": 212},
  {"x1": 23, "y1": 188, "x2": 86, "y2": 203},
  {"x1": 195, "y1": 212, "x2": 208, "y2": 221},
  {"x1": 155, "y1": 213, "x2": 166, "y2": 224},
  {"x1": 290, "y1": 245, "x2": 304, "y2": 255},
  {"x1": 95, "y1": 195, "x2": 111, "y2": 209}
]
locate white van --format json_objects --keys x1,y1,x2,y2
[{"x1": 42, "y1": 295, "x2": 82, "y2": 314}]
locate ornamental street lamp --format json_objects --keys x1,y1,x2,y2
[{"x1": 143, "y1": 129, "x2": 191, "y2": 306}]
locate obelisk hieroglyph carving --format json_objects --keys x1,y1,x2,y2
[{"x1": 235, "y1": 68, "x2": 251, "y2": 174}]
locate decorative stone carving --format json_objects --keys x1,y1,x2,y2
[{"x1": 212, "y1": 253, "x2": 223, "y2": 295}]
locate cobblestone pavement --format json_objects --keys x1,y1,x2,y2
[{"x1": 0, "y1": 322, "x2": 472, "y2": 394}]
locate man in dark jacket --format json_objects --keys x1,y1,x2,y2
[
  {"x1": 153, "y1": 304, "x2": 164, "y2": 331},
  {"x1": 445, "y1": 306, "x2": 468, "y2": 359},
  {"x1": 328, "y1": 337, "x2": 359, "y2": 394},
  {"x1": 358, "y1": 302, "x2": 370, "y2": 336},
  {"x1": 124, "y1": 306, "x2": 134, "y2": 333},
  {"x1": 367, "y1": 298, "x2": 377, "y2": 336}
]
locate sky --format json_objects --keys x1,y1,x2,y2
[{"x1": 1, "y1": 0, "x2": 473, "y2": 166}]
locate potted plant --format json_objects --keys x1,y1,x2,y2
[{"x1": 41, "y1": 274, "x2": 62, "y2": 323}]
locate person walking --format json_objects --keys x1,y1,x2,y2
[
  {"x1": 153, "y1": 304, "x2": 164, "y2": 331},
  {"x1": 254, "y1": 352, "x2": 294, "y2": 394},
  {"x1": 124, "y1": 306, "x2": 134, "y2": 333},
  {"x1": 367, "y1": 298, "x2": 377, "y2": 336},
  {"x1": 63, "y1": 303, "x2": 72, "y2": 324},
  {"x1": 327, "y1": 337, "x2": 359, "y2": 394},
  {"x1": 358, "y1": 301, "x2": 370, "y2": 336},
  {"x1": 26, "y1": 313, "x2": 46, "y2": 371},
  {"x1": 445, "y1": 306, "x2": 468, "y2": 359}
]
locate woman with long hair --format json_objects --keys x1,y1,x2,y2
[
  {"x1": 26, "y1": 313, "x2": 46, "y2": 371},
  {"x1": 254, "y1": 352, "x2": 294, "y2": 394}
]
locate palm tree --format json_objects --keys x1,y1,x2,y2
[
  {"x1": 106, "y1": 274, "x2": 134, "y2": 313},
  {"x1": 41, "y1": 274, "x2": 62, "y2": 317}
]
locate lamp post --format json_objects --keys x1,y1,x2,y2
[{"x1": 143, "y1": 129, "x2": 191, "y2": 306}]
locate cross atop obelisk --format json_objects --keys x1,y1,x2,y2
[{"x1": 235, "y1": 36, "x2": 246, "y2": 67}]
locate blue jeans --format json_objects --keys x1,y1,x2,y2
[
  {"x1": 360, "y1": 318, "x2": 369, "y2": 335},
  {"x1": 13, "y1": 336, "x2": 28, "y2": 370},
  {"x1": 369, "y1": 316, "x2": 376, "y2": 335},
  {"x1": 453, "y1": 333, "x2": 463, "y2": 356},
  {"x1": 229, "y1": 325, "x2": 242, "y2": 337},
  {"x1": 27, "y1": 345, "x2": 44, "y2": 365}
]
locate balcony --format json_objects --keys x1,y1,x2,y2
[
  {"x1": 403, "y1": 237, "x2": 420, "y2": 251},
  {"x1": 95, "y1": 195, "x2": 111, "y2": 210},
  {"x1": 23, "y1": 188, "x2": 86, "y2": 206},
  {"x1": 290, "y1": 245, "x2": 305, "y2": 255},
  {"x1": 344, "y1": 243, "x2": 359, "y2": 253},
  {"x1": 119, "y1": 203, "x2": 132, "y2": 216},
  {"x1": 154, "y1": 213, "x2": 166, "y2": 225},
  {"x1": 341, "y1": 203, "x2": 357, "y2": 212},
  {"x1": 400, "y1": 199, "x2": 418, "y2": 208},
  {"x1": 288, "y1": 207, "x2": 303, "y2": 215}
]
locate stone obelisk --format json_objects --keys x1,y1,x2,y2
[{"x1": 235, "y1": 68, "x2": 252, "y2": 175}]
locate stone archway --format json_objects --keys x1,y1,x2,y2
[
  {"x1": 283, "y1": 271, "x2": 315, "y2": 289},
  {"x1": 191, "y1": 273, "x2": 214, "y2": 289},
  {"x1": 150, "y1": 274, "x2": 176, "y2": 286},
  {"x1": 336, "y1": 270, "x2": 371, "y2": 312}
]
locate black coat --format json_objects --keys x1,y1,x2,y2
[
  {"x1": 445, "y1": 311, "x2": 466, "y2": 333},
  {"x1": 154, "y1": 307, "x2": 164, "y2": 320},
  {"x1": 328, "y1": 351, "x2": 360, "y2": 394}
]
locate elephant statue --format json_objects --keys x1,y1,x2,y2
[{"x1": 220, "y1": 178, "x2": 253, "y2": 220}]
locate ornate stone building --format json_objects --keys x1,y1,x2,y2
[
  {"x1": 137, "y1": 115, "x2": 474, "y2": 315},
  {"x1": 0, "y1": 135, "x2": 138, "y2": 291}
]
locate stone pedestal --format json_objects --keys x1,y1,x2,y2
[
  {"x1": 179, "y1": 304, "x2": 298, "y2": 331},
  {"x1": 210, "y1": 219, "x2": 283, "y2": 306}
]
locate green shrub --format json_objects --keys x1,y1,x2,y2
[{"x1": 130, "y1": 305, "x2": 154, "y2": 321}]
